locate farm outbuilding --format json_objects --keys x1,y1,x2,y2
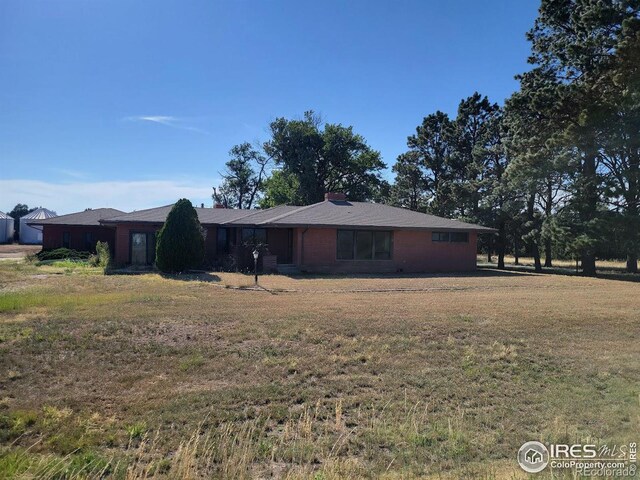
[
  {"x1": 0, "y1": 212, "x2": 15, "y2": 243},
  {"x1": 19, "y1": 208, "x2": 57, "y2": 244}
]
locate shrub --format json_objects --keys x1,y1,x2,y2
[
  {"x1": 95, "y1": 241, "x2": 111, "y2": 269},
  {"x1": 155, "y1": 199, "x2": 205, "y2": 273},
  {"x1": 36, "y1": 248, "x2": 91, "y2": 261}
]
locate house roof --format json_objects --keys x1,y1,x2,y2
[
  {"x1": 229, "y1": 200, "x2": 496, "y2": 232},
  {"x1": 100, "y1": 200, "x2": 495, "y2": 232},
  {"x1": 28, "y1": 208, "x2": 125, "y2": 226},
  {"x1": 100, "y1": 205, "x2": 254, "y2": 225}
]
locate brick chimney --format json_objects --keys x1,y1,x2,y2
[
  {"x1": 324, "y1": 192, "x2": 346, "y2": 201},
  {"x1": 214, "y1": 203, "x2": 226, "y2": 209}
]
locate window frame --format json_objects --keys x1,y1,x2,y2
[{"x1": 336, "y1": 229, "x2": 393, "y2": 261}]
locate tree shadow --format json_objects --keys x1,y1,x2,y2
[
  {"x1": 159, "y1": 271, "x2": 222, "y2": 283},
  {"x1": 283, "y1": 268, "x2": 538, "y2": 280},
  {"x1": 484, "y1": 264, "x2": 640, "y2": 283}
]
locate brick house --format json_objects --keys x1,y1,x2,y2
[
  {"x1": 27, "y1": 208, "x2": 124, "y2": 253},
  {"x1": 98, "y1": 193, "x2": 495, "y2": 273}
]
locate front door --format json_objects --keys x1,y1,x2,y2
[
  {"x1": 131, "y1": 232, "x2": 156, "y2": 265},
  {"x1": 131, "y1": 233, "x2": 147, "y2": 265}
]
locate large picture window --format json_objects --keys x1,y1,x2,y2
[{"x1": 337, "y1": 230, "x2": 392, "y2": 260}]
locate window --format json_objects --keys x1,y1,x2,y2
[
  {"x1": 355, "y1": 231, "x2": 373, "y2": 260},
  {"x1": 84, "y1": 232, "x2": 94, "y2": 251},
  {"x1": 242, "y1": 228, "x2": 267, "y2": 246},
  {"x1": 432, "y1": 231, "x2": 469, "y2": 243},
  {"x1": 216, "y1": 228, "x2": 228, "y2": 254},
  {"x1": 374, "y1": 231, "x2": 392, "y2": 260},
  {"x1": 432, "y1": 232, "x2": 450, "y2": 242},
  {"x1": 450, "y1": 232, "x2": 469, "y2": 243},
  {"x1": 337, "y1": 230, "x2": 392, "y2": 260},
  {"x1": 337, "y1": 230, "x2": 354, "y2": 260},
  {"x1": 62, "y1": 232, "x2": 70, "y2": 248}
]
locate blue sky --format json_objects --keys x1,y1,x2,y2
[{"x1": 0, "y1": 0, "x2": 539, "y2": 214}]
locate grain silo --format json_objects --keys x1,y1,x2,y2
[
  {"x1": 19, "y1": 208, "x2": 57, "y2": 244},
  {"x1": 0, "y1": 212, "x2": 14, "y2": 243}
]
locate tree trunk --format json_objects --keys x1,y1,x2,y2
[
  {"x1": 497, "y1": 220, "x2": 505, "y2": 269},
  {"x1": 487, "y1": 235, "x2": 492, "y2": 263},
  {"x1": 527, "y1": 192, "x2": 542, "y2": 273},
  {"x1": 533, "y1": 244, "x2": 542, "y2": 272},
  {"x1": 544, "y1": 239, "x2": 553, "y2": 268},
  {"x1": 544, "y1": 180, "x2": 553, "y2": 268},
  {"x1": 580, "y1": 151, "x2": 598, "y2": 276},
  {"x1": 627, "y1": 254, "x2": 638, "y2": 273},
  {"x1": 514, "y1": 236, "x2": 520, "y2": 265}
]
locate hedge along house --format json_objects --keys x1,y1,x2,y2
[
  {"x1": 101, "y1": 193, "x2": 495, "y2": 273},
  {"x1": 27, "y1": 208, "x2": 125, "y2": 252}
]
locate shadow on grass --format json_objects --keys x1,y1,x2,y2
[
  {"x1": 107, "y1": 267, "x2": 222, "y2": 283},
  {"x1": 283, "y1": 268, "x2": 538, "y2": 280},
  {"x1": 159, "y1": 271, "x2": 222, "y2": 283},
  {"x1": 478, "y1": 263, "x2": 640, "y2": 283}
]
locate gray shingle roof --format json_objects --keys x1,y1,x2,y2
[
  {"x1": 27, "y1": 208, "x2": 124, "y2": 226},
  {"x1": 231, "y1": 200, "x2": 495, "y2": 231},
  {"x1": 101, "y1": 205, "x2": 254, "y2": 225},
  {"x1": 100, "y1": 200, "x2": 494, "y2": 232}
]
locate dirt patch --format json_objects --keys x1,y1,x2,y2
[{"x1": 0, "y1": 244, "x2": 41, "y2": 258}]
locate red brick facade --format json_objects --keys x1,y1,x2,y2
[
  {"x1": 294, "y1": 227, "x2": 477, "y2": 273},
  {"x1": 42, "y1": 225, "x2": 116, "y2": 253},
  {"x1": 110, "y1": 224, "x2": 478, "y2": 273}
]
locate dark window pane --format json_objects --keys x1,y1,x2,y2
[
  {"x1": 355, "y1": 231, "x2": 373, "y2": 260},
  {"x1": 432, "y1": 232, "x2": 450, "y2": 242},
  {"x1": 374, "y1": 231, "x2": 391, "y2": 260},
  {"x1": 337, "y1": 230, "x2": 354, "y2": 260},
  {"x1": 217, "y1": 228, "x2": 228, "y2": 254},
  {"x1": 254, "y1": 228, "x2": 267, "y2": 244},
  {"x1": 450, "y1": 232, "x2": 469, "y2": 242},
  {"x1": 62, "y1": 232, "x2": 70, "y2": 248},
  {"x1": 84, "y1": 232, "x2": 93, "y2": 250},
  {"x1": 242, "y1": 228, "x2": 267, "y2": 246},
  {"x1": 242, "y1": 228, "x2": 253, "y2": 242}
]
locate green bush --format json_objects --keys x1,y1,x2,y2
[
  {"x1": 155, "y1": 199, "x2": 205, "y2": 273},
  {"x1": 36, "y1": 248, "x2": 91, "y2": 261},
  {"x1": 95, "y1": 241, "x2": 111, "y2": 269}
]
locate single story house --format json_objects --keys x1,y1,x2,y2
[
  {"x1": 28, "y1": 208, "x2": 125, "y2": 252},
  {"x1": 97, "y1": 193, "x2": 494, "y2": 273}
]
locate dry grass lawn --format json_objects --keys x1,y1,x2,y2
[{"x1": 0, "y1": 261, "x2": 638, "y2": 479}]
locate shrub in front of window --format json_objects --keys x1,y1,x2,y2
[{"x1": 155, "y1": 199, "x2": 205, "y2": 273}]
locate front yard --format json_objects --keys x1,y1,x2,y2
[{"x1": 0, "y1": 261, "x2": 638, "y2": 478}]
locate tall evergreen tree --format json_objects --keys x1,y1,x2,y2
[{"x1": 155, "y1": 199, "x2": 205, "y2": 273}]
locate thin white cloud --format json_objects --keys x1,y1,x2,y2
[
  {"x1": 0, "y1": 179, "x2": 220, "y2": 214},
  {"x1": 123, "y1": 115, "x2": 209, "y2": 134}
]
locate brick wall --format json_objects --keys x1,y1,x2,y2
[
  {"x1": 42, "y1": 225, "x2": 116, "y2": 253},
  {"x1": 297, "y1": 227, "x2": 478, "y2": 273}
]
